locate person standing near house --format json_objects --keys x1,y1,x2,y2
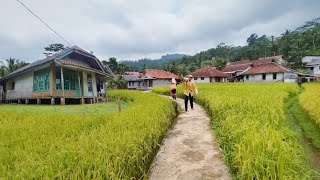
[
  {"x1": 170, "y1": 78, "x2": 177, "y2": 100},
  {"x1": 178, "y1": 74, "x2": 198, "y2": 111}
]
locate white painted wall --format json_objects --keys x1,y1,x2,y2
[
  {"x1": 127, "y1": 81, "x2": 139, "y2": 89},
  {"x1": 244, "y1": 73, "x2": 286, "y2": 82},
  {"x1": 6, "y1": 71, "x2": 33, "y2": 99},
  {"x1": 193, "y1": 77, "x2": 226, "y2": 83},
  {"x1": 193, "y1": 77, "x2": 210, "y2": 83},
  {"x1": 153, "y1": 79, "x2": 171, "y2": 87},
  {"x1": 284, "y1": 72, "x2": 298, "y2": 83},
  {"x1": 314, "y1": 65, "x2": 320, "y2": 75}
]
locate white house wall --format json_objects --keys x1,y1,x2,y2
[
  {"x1": 153, "y1": 79, "x2": 171, "y2": 87},
  {"x1": 127, "y1": 81, "x2": 139, "y2": 89},
  {"x1": 194, "y1": 77, "x2": 210, "y2": 83},
  {"x1": 284, "y1": 72, "x2": 298, "y2": 82},
  {"x1": 314, "y1": 65, "x2": 320, "y2": 75},
  {"x1": 6, "y1": 71, "x2": 33, "y2": 99},
  {"x1": 245, "y1": 73, "x2": 286, "y2": 82}
]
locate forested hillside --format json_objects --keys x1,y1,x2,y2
[{"x1": 117, "y1": 17, "x2": 320, "y2": 75}]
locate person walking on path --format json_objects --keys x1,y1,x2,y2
[
  {"x1": 170, "y1": 78, "x2": 177, "y2": 100},
  {"x1": 178, "y1": 74, "x2": 198, "y2": 111}
]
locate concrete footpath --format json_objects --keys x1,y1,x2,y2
[{"x1": 149, "y1": 96, "x2": 231, "y2": 180}]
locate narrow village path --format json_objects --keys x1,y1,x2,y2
[{"x1": 149, "y1": 96, "x2": 231, "y2": 180}]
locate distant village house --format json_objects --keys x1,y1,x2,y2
[
  {"x1": 302, "y1": 56, "x2": 320, "y2": 77},
  {"x1": 191, "y1": 66, "x2": 228, "y2": 83},
  {"x1": 222, "y1": 55, "x2": 285, "y2": 81},
  {"x1": 122, "y1": 69, "x2": 177, "y2": 90},
  {"x1": 240, "y1": 62, "x2": 298, "y2": 82}
]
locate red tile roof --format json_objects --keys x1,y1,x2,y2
[
  {"x1": 241, "y1": 63, "x2": 290, "y2": 75},
  {"x1": 144, "y1": 69, "x2": 178, "y2": 79},
  {"x1": 191, "y1": 66, "x2": 229, "y2": 77},
  {"x1": 222, "y1": 63, "x2": 252, "y2": 73},
  {"x1": 222, "y1": 55, "x2": 284, "y2": 73},
  {"x1": 229, "y1": 60, "x2": 251, "y2": 66}
]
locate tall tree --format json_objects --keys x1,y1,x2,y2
[
  {"x1": 247, "y1": 33, "x2": 258, "y2": 46},
  {"x1": 107, "y1": 75, "x2": 127, "y2": 89},
  {"x1": 0, "y1": 60, "x2": 6, "y2": 77},
  {"x1": 44, "y1": 44, "x2": 65, "y2": 52},
  {"x1": 44, "y1": 43, "x2": 65, "y2": 56}
]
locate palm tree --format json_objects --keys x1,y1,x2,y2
[
  {"x1": 5, "y1": 58, "x2": 29, "y2": 73},
  {"x1": 0, "y1": 58, "x2": 29, "y2": 77},
  {"x1": 0, "y1": 60, "x2": 6, "y2": 78},
  {"x1": 6, "y1": 58, "x2": 16, "y2": 73}
]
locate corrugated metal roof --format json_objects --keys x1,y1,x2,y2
[{"x1": 306, "y1": 59, "x2": 320, "y2": 65}]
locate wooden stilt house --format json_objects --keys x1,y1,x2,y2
[{"x1": 0, "y1": 46, "x2": 113, "y2": 105}]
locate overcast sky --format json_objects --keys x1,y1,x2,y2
[{"x1": 0, "y1": 0, "x2": 319, "y2": 63}]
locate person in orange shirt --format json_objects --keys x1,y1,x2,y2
[{"x1": 179, "y1": 74, "x2": 198, "y2": 111}]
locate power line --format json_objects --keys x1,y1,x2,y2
[{"x1": 16, "y1": 0, "x2": 72, "y2": 46}]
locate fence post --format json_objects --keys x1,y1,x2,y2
[{"x1": 117, "y1": 96, "x2": 121, "y2": 112}]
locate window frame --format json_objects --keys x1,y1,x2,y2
[
  {"x1": 56, "y1": 70, "x2": 77, "y2": 91},
  {"x1": 273, "y1": 73, "x2": 277, "y2": 80},
  {"x1": 262, "y1": 74, "x2": 266, "y2": 80},
  {"x1": 201, "y1": 77, "x2": 204, "y2": 80},
  {"x1": 33, "y1": 70, "x2": 50, "y2": 92},
  {"x1": 87, "y1": 74, "x2": 93, "y2": 92}
]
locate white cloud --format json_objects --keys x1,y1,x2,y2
[{"x1": 0, "y1": 0, "x2": 319, "y2": 62}]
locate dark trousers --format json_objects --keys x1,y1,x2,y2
[{"x1": 184, "y1": 94, "x2": 193, "y2": 111}]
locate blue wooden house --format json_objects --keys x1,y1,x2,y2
[{"x1": 0, "y1": 46, "x2": 113, "y2": 105}]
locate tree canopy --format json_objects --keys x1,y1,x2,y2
[
  {"x1": 119, "y1": 17, "x2": 320, "y2": 75},
  {"x1": 0, "y1": 58, "x2": 29, "y2": 78}
]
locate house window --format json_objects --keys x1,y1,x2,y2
[
  {"x1": 273, "y1": 73, "x2": 277, "y2": 80},
  {"x1": 149, "y1": 80, "x2": 153, "y2": 87},
  {"x1": 310, "y1": 67, "x2": 314, "y2": 71},
  {"x1": 201, "y1": 77, "x2": 204, "y2": 80},
  {"x1": 262, "y1": 74, "x2": 266, "y2": 80},
  {"x1": 56, "y1": 70, "x2": 76, "y2": 90},
  {"x1": 246, "y1": 75, "x2": 249, "y2": 80},
  {"x1": 194, "y1": 77, "x2": 198, "y2": 80},
  {"x1": 64, "y1": 71, "x2": 76, "y2": 90},
  {"x1": 12, "y1": 82, "x2": 15, "y2": 90},
  {"x1": 55, "y1": 70, "x2": 62, "y2": 90},
  {"x1": 87, "y1": 74, "x2": 93, "y2": 92},
  {"x1": 33, "y1": 70, "x2": 50, "y2": 92}
]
